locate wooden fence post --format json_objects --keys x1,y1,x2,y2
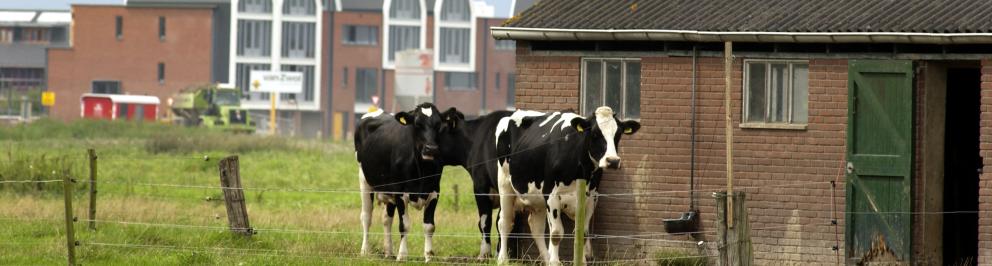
[
  {"x1": 218, "y1": 156, "x2": 252, "y2": 236},
  {"x1": 88, "y1": 149, "x2": 97, "y2": 230},
  {"x1": 573, "y1": 179, "x2": 588, "y2": 265},
  {"x1": 62, "y1": 169, "x2": 77, "y2": 266},
  {"x1": 715, "y1": 192, "x2": 753, "y2": 266},
  {"x1": 452, "y1": 184, "x2": 459, "y2": 211}
]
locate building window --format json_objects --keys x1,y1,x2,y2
[
  {"x1": 444, "y1": 72, "x2": 476, "y2": 91},
  {"x1": 355, "y1": 68, "x2": 378, "y2": 103},
  {"x1": 238, "y1": 0, "x2": 272, "y2": 13},
  {"x1": 495, "y1": 72, "x2": 501, "y2": 89},
  {"x1": 344, "y1": 25, "x2": 377, "y2": 45},
  {"x1": 281, "y1": 22, "x2": 315, "y2": 58},
  {"x1": 342, "y1": 67, "x2": 348, "y2": 87},
  {"x1": 158, "y1": 16, "x2": 166, "y2": 40},
  {"x1": 743, "y1": 60, "x2": 809, "y2": 125},
  {"x1": 0, "y1": 68, "x2": 45, "y2": 89},
  {"x1": 494, "y1": 40, "x2": 515, "y2": 50},
  {"x1": 582, "y1": 58, "x2": 640, "y2": 119},
  {"x1": 385, "y1": 0, "x2": 423, "y2": 65},
  {"x1": 0, "y1": 28, "x2": 13, "y2": 43},
  {"x1": 283, "y1": 0, "x2": 316, "y2": 16},
  {"x1": 236, "y1": 63, "x2": 271, "y2": 100},
  {"x1": 92, "y1": 80, "x2": 122, "y2": 94},
  {"x1": 20, "y1": 28, "x2": 49, "y2": 43},
  {"x1": 437, "y1": 0, "x2": 472, "y2": 67},
  {"x1": 157, "y1": 63, "x2": 165, "y2": 84},
  {"x1": 115, "y1": 16, "x2": 123, "y2": 39},
  {"x1": 507, "y1": 73, "x2": 515, "y2": 107},
  {"x1": 237, "y1": 20, "x2": 272, "y2": 57},
  {"x1": 281, "y1": 65, "x2": 315, "y2": 102}
]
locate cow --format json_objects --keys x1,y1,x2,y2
[
  {"x1": 435, "y1": 110, "x2": 515, "y2": 259},
  {"x1": 355, "y1": 102, "x2": 463, "y2": 262},
  {"x1": 493, "y1": 106, "x2": 640, "y2": 265}
]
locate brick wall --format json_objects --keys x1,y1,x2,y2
[
  {"x1": 47, "y1": 5, "x2": 213, "y2": 121},
  {"x1": 979, "y1": 60, "x2": 992, "y2": 265},
  {"x1": 514, "y1": 43, "x2": 849, "y2": 264}
]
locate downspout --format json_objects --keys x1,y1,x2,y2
[
  {"x1": 690, "y1": 45, "x2": 697, "y2": 211},
  {"x1": 326, "y1": 10, "x2": 335, "y2": 140},
  {"x1": 480, "y1": 21, "x2": 489, "y2": 114}
]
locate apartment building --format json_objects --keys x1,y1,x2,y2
[{"x1": 0, "y1": 9, "x2": 70, "y2": 116}]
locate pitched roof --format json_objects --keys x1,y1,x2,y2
[{"x1": 505, "y1": 0, "x2": 992, "y2": 34}]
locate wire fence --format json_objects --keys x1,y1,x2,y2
[{"x1": 2, "y1": 150, "x2": 986, "y2": 265}]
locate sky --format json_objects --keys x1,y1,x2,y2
[{"x1": 0, "y1": 0, "x2": 123, "y2": 11}]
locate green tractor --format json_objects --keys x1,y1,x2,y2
[{"x1": 170, "y1": 84, "x2": 255, "y2": 133}]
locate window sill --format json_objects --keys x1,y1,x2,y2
[{"x1": 739, "y1": 123, "x2": 807, "y2": 130}]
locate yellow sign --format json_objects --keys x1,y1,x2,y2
[
  {"x1": 251, "y1": 80, "x2": 261, "y2": 91},
  {"x1": 41, "y1": 92, "x2": 55, "y2": 106}
]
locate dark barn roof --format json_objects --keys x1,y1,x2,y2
[
  {"x1": 495, "y1": 0, "x2": 992, "y2": 44},
  {"x1": 506, "y1": 0, "x2": 992, "y2": 33}
]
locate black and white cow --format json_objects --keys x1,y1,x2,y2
[
  {"x1": 355, "y1": 102, "x2": 462, "y2": 262},
  {"x1": 493, "y1": 106, "x2": 640, "y2": 265},
  {"x1": 435, "y1": 110, "x2": 514, "y2": 258}
]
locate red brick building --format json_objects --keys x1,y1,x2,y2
[
  {"x1": 47, "y1": 4, "x2": 216, "y2": 121},
  {"x1": 326, "y1": 0, "x2": 525, "y2": 140},
  {"x1": 495, "y1": 0, "x2": 992, "y2": 264}
]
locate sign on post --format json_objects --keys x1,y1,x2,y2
[
  {"x1": 394, "y1": 49, "x2": 433, "y2": 111},
  {"x1": 249, "y1": 71, "x2": 304, "y2": 93},
  {"x1": 250, "y1": 70, "x2": 304, "y2": 135},
  {"x1": 41, "y1": 91, "x2": 55, "y2": 106}
]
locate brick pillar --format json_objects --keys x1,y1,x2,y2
[{"x1": 978, "y1": 59, "x2": 992, "y2": 265}]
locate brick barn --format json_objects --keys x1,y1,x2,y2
[{"x1": 492, "y1": 0, "x2": 992, "y2": 264}]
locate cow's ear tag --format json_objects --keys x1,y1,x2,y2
[
  {"x1": 576, "y1": 125, "x2": 584, "y2": 132},
  {"x1": 624, "y1": 127, "x2": 633, "y2": 134},
  {"x1": 399, "y1": 117, "x2": 407, "y2": 125}
]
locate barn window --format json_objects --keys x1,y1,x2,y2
[
  {"x1": 444, "y1": 72, "x2": 476, "y2": 91},
  {"x1": 743, "y1": 60, "x2": 808, "y2": 127},
  {"x1": 581, "y1": 58, "x2": 640, "y2": 119}
]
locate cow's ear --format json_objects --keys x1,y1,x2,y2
[
  {"x1": 570, "y1": 117, "x2": 592, "y2": 133},
  {"x1": 620, "y1": 120, "x2": 641, "y2": 135},
  {"x1": 395, "y1": 112, "x2": 414, "y2": 126},
  {"x1": 442, "y1": 107, "x2": 464, "y2": 128}
]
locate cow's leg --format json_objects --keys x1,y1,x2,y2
[
  {"x1": 359, "y1": 169, "x2": 374, "y2": 256},
  {"x1": 546, "y1": 189, "x2": 565, "y2": 266},
  {"x1": 475, "y1": 193, "x2": 495, "y2": 259},
  {"x1": 529, "y1": 208, "x2": 550, "y2": 262},
  {"x1": 395, "y1": 197, "x2": 411, "y2": 261},
  {"x1": 496, "y1": 162, "x2": 516, "y2": 265},
  {"x1": 422, "y1": 193, "x2": 438, "y2": 262},
  {"x1": 382, "y1": 202, "x2": 396, "y2": 258}
]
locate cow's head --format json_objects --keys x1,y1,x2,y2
[
  {"x1": 569, "y1": 106, "x2": 640, "y2": 169},
  {"x1": 394, "y1": 103, "x2": 449, "y2": 162},
  {"x1": 437, "y1": 107, "x2": 468, "y2": 166}
]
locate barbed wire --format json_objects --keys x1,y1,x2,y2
[{"x1": 0, "y1": 179, "x2": 63, "y2": 184}]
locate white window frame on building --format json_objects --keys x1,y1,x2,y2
[
  {"x1": 382, "y1": 0, "x2": 427, "y2": 69},
  {"x1": 580, "y1": 58, "x2": 641, "y2": 120},
  {"x1": 741, "y1": 59, "x2": 809, "y2": 130},
  {"x1": 227, "y1": 0, "x2": 322, "y2": 111},
  {"x1": 433, "y1": 0, "x2": 476, "y2": 72}
]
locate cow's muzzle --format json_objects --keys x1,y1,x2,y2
[
  {"x1": 605, "y1": 157, "x2": 621, "y2": 169},
  {"x1": 421, "y1": 144, "x2": 439, "y2": 161}
]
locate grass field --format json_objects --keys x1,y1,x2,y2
[
  {"x1": 0, "y1": 120, "x2": 488, "y2": 265},
  {"x1": 0, "y1": 120, "x2": 703, "y2": 265}
]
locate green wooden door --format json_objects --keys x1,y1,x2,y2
[{"x1": 845, "y1": 60, "x2": 913, "y2": 263}]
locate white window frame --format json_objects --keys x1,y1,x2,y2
[
  {"x1": 433, "y1": 0, "x2": 476, "y2": 72},
  {"x1": 580, "y1": 58, "x2": 641, "y2": 120},
  {"x1": 382, "y1": 0, "x2": 427, "y2": 69},
  {"x1": 741, "y1": 59, "x2": 808, "y2": 130},
  {"x1": 227, "y1": 0, "x2": 322, "y2": 111}
]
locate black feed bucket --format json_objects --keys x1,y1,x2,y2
[{"x1": 663, "y1": 210, "x2": 699, "y2": 234}]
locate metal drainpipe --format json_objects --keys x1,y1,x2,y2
[
  {"x1": 690, "y1": 45, "x2": 698, "y2": 211},
  {"x1": 481, "y1": 22, "x2": 489, "y2": 113},
  {"x1": 326, "y1": 10, "x2": 335, "y2": 140}
]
